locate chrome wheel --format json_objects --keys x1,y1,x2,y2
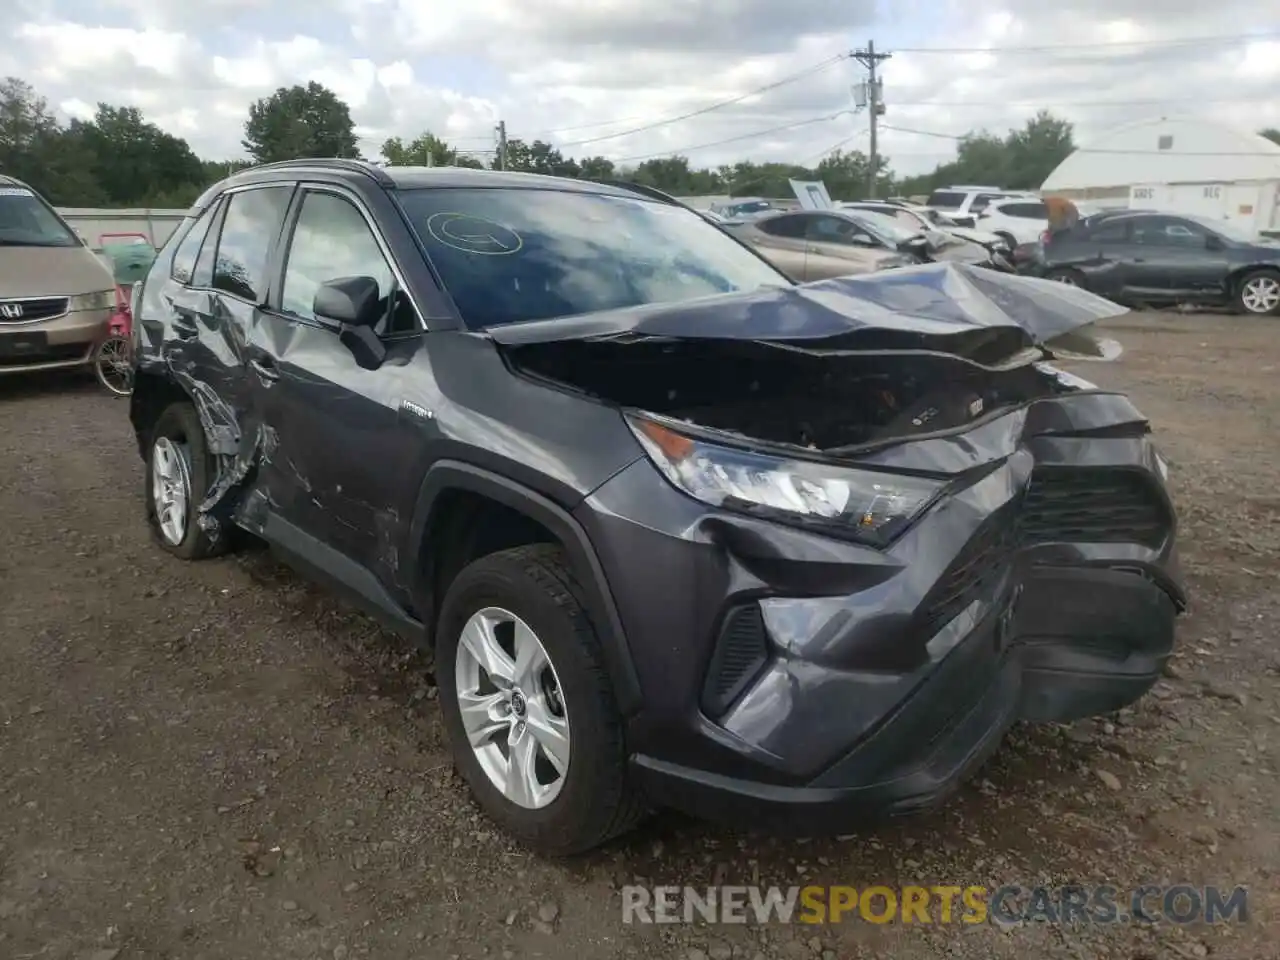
[
  {"x1": 1241, "y1": 275, "x2": 1280, "y2": 314},
  {"x1": 454, "y1": 606, "x2": 570, "y2": 810},
  {"x1": 151, "y1": 436, "x2": 192, "y2": 546}
]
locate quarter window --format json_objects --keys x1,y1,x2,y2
[
  {"x1": 211, "y1": 186, "x2": 292, "y2": 302},
  {"x1": 169, "y1": 203, "x2": 219, "y2": 285},
  {"x1": 281, "y1": 191, "x2": 417, "y2": 334}
]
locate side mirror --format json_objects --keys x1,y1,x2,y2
[
  {"x1": 1205, "y1": 234, "x2": 1225, "y2": 251},
  {"x1": 314, "y1": 276, "x2": 387, "y2": 371},
  {"x1": 314, "y1": 276, "x2": 383, "y2": 327}
]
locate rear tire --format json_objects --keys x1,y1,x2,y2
[
  {"x1": 144, "y1": 402, "x2": 228, "y2": 560},
  {"x1": 1235, "y1": 269, "x2": 1280, "y2": 316},
  {"x1": 436, "y1": 544, "x2": 647, "y2": 855}
]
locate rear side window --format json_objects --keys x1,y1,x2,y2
[
  {"x1": 927, "y1": 190, "x2": 965, "y2": 209},
  {"x1": 169, "y1": 204, "x2": 219, "y2": 285},
  {"x1": 1000, "y1": 202, "x2": 1048, "y2": 219},
  {"x1": 210, "y1": 186, "x2": 292, "y2": 302},
  {"x1": 970, "y1": 193, "x2": 1002, "y2": 212}
]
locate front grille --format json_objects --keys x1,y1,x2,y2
[
  {"x1": 920, "y1": 518, "x2": 1015, "y2": 637},
  {"x1": 701, "y1": 604, "x2": 770, "y2": 717},
  {"x1": 1021, "y1": 467, "x2": 1167, "y2": 547},
  {"x1": 0, "y1": 297, "x2": 70, "y2": 324}
]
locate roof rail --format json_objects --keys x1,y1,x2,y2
[
  {"x1": 238, "y1": 158, "x2": 395, "y2": 187},
  {"x1": 586, "y1": 179, "x2": 685, "y2": 207}
]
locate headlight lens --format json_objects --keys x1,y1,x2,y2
[
  {"x1": 627, "y1": 416, "x2": 944, "y2": 546},
  {"x1": 70, "y1": 290, "x2": 114, "y2": 312}
]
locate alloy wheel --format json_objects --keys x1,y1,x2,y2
[
  {"x1": 454, "y1": 606, "x2": 571, "y2": 809},
  {"x1": 1241, "y1": 276, "x2": 1280, "y2": 315},
  {"x1": 151, "y1": 436, "x2": 192, "y2": 545}
]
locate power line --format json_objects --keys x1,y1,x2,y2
[
  {"x1": 892, "y1": 30, "x2": 1280, "y2": 55},
  {"x1": 556, "y1": 54, "x2": 849, "y2": 148},
  {"x1": 886, "y1": 95, "x2": 1276, "y2": 109},
  {"x1": 799, "y1": 129, "x2": 868, "y2": 165},
  {"x1": 879, "y1": 122, "x2": 1280, "y2": 156},
  {"x1": 613, "y1": 112, "x2": 846, "y2": 163}
]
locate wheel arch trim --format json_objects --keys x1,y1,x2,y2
[{"x1": 407, "y1": 460, "x2": 642, "y2": 716}]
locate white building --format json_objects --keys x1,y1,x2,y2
[{"x1": 1040, "y1": 116, "x2": 1280, "y2": 234}]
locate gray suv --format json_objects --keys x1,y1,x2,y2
[{"x1": 128, "y1": 160, "x2": 1185, "y2": 855}]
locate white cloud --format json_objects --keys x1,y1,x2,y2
[{"x1": 1, "y1": 0, "x2": 1277, "y2": 178}]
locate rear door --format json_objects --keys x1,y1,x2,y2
[
  {"x1": 199, "y1": 185, "x2": 295, "y2": 447},
  {"x1": 249, "y1": 183, "x2": 427, "y2": 581}
]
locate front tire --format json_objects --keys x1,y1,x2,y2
[
  {"x1": 144, "y1": 402, "x2": 227, "y2": 560},
  {"x1": 1235, "y1": 269, "x2": 1280, "y2": 316},
  {"x1": 436, "y1": 544, "x2": 647, "y2": 855}
]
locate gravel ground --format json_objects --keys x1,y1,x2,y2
[{"x1": 1, "y1": 311, "x2": 1277, "y2": 960}]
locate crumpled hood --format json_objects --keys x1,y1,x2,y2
[{"x1": 485, "y1": 261, "x2": 1127, "y2": 356}]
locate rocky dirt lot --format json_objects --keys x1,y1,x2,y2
[{"x1": 2, "y1": 311, "x2": 1278, "y2": 960}]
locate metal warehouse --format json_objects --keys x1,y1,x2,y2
[{"x1": 1040, "y1": 116, "x2": 1280, "y2": 234}]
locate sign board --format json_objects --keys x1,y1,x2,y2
[{"x1": 789, "y1": 180, "x2": 833, "y2": 211}]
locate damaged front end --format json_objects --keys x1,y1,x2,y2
[
  {"x1": 493, "y1": 263, "x2": 1184, "y2": 826},
  {"x1": 495, "y1": 261, "x2": 1126, "y2": 459}
]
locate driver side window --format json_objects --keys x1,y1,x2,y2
[
  {"x1": 281, "y1": 191, "x2": 418, "y2": 335},
  {"x1": 808, "y1": 215, "x2": 865, "y2": 245}
]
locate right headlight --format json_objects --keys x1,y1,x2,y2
[{"x1": 627, "y1": 415, "x2": 945, "y2": 546}]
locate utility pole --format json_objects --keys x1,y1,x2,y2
[
  {"x1": 495, "y1": 120, "x2": 508, "y2": 171},
  {"x1": 854, "y1": 41, "x2": 891, "y2": 199}
]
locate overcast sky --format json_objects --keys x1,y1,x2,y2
[{"x1": 4, "y1": 0, "x2": 1278, "y2": 177}]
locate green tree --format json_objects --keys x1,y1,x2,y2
[
  {"x1": 894, "y1": 111, "x2": 1075, "y2": 195},
  {"x1": 70, "y1": 105, "x2": 204, "y2": 206},
  {"x1": 496, "y1": 138, "x2": 580, "y2": 177},
  {"x1": 242, "y1": 82, "x2": 360, "y2": 164},
  {"x1": 0, "y1": 77, "x2": 104, "y2": 203},
  {"x1": 577, "y1": 155, "x2": 616, "y2": 180},
  {"x1": 381, "y1": 131, "x2": 483, "y2": 168},
  {"x1": 1261, "y1": 128, "x2": 1280, "y2": 146}
]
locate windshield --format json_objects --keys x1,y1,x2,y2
[
  {"x1": 844, "y1": 210, "x2": 919, "y2": 244},
  {"x1": 0, "y1": 186, "x2": 80, "y2": 247},
  {"x1": 397, "y1": 187, "x2": 790, "y2": 328}
]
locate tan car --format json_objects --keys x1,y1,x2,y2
[
  {"x1": 725, "y1": 210, "x2": 919, "y2": 281},
  {"x1": 0, "y1": 175, "x2": 117, "y2": 376}
]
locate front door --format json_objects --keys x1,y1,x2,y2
[
  {"x1": 249, "y1": 185, "x2": 431, "y2": 587},
  {"x1": 1127, "y1": 216, "x2": 1230, "y2": 300}
]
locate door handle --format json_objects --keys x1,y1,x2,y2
[{"x1": 249, "y1": 357, "x2": 279, "y2": 381}]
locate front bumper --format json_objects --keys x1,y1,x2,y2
[
  {"x1": 0, "y1": 307, "x2": 111, "y2": 375},
  {"x1": 577, "y1": 392, "x2": 1183, "y2": 828}
]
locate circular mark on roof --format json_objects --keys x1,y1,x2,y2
[{"x1": 425, "y1": 212, "x2": 523, "y2": 255}]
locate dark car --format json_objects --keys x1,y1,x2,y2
[
  {"x1": 1039, "y1": 211, "x2": 1280, "y2": 315},
  {"x1": 128, "y1": 160, "x2": 1185, "y2": 856}
]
